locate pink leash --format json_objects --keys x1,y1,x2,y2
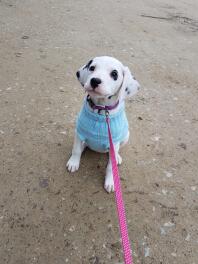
[{"x1": 106, "y1": 114, "x2": 133, "y2": 264}]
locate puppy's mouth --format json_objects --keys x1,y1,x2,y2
[
  {"x1": 84, "y1": 85, "x2": 104, "y2": 96},
  {"x1": 87, "y1": 92, "x2": 104, "y2": 99},
  {"x1": 85, "y1": 88, "x2": 110, "y2": 98},
  {"x1": 85, "y1": 87, "x2": 100, "y2": 94}
]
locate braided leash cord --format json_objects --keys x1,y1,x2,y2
[{"x1": 106, "y1": 116, "x2": 133, "y2": 264}]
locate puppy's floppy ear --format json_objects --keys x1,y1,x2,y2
[
  {"x1": 118, "y1": 66, "x2": 140, "y2": 101},
  {"x1": 76, "y1": 59, "x2": 93, "y2": 87}
]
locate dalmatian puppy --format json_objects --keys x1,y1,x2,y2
[{"x1": 67, "y1": 56, "x2": 140, "y2": 193}]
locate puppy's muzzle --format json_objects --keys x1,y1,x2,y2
[{"x1": 90, "y1": 78, "x2": 101, "y2": 89}]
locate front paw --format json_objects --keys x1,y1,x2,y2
[
  {"x1": 104, "y1": 174, "x2": 114, "y2": 193},
  {"x1": 66, "y1": 155, "x2": 80, "y2": 172}
]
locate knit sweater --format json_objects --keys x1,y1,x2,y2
[{"x1": 76, "y1": 100, "x2": 129, "y2": 152}]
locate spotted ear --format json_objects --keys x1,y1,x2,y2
[
  {"x1": 76, "y1": 59, "x2": 93, "y2": 87},
  {"x1": 119, "y1": 66, "x2": 140, "y2": 101}
]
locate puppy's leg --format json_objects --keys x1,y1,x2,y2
[
  {"x1": 116, "y1": 131, "x2": 130, "y2": 165},
  {"x1": 104, "y1": 143, "x2": 120, "y2": 193},
  {"x1": 66, "y1": 133, "x2": 85, "y2": 172}
]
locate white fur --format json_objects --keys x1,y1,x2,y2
[{"x1": 66, "y1": 56, "x2": 140, "y2": 193}]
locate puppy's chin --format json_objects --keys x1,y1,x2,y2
[
  {"x1": 84, "y1": 86, "x2": 108, "y2": 98},
  {"x1": 86, "y1": 90, "x2": 106, "y2": 99}
]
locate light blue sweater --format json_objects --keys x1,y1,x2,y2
[{"x1": 76, "y1": 100, "x2": 129, "y2": 151}]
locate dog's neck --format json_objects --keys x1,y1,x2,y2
[
  {"x1": 88, "y1": 93, "x2": 121, "y2": 115},
  {"x1": 89, "y1": 93, "x2": 119, "y2": 106}
]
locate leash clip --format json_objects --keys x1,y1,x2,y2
[{"x1": 105, "y1": 110, "x2": 109, "y2": 117}]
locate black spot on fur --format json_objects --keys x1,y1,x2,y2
[
  {"x1": 76, "y1": 71, "x2": 80, "y2": 78},
  {"x1": 83, "y1": 59, "x2": 93, "y2": 69},
  {"x1": 127, "y1": 91, "x2": 130, "y2": 95},
  {"x1": 125, "y1": 87, "x2": 128, "y2": 92}
]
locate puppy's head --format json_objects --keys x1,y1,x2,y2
[{"x1": 76, "y1": 56, "x2": 140, "y2": 100}]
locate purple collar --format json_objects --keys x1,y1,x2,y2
[{"x1": 87, "y1": 95, "x2": 119, "y2": 112}]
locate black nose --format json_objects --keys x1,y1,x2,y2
[
  {"x1": 90, "y1": 78, "x2": 101, "y2": 89},
  {"x1": 76, "y1": 71, "x2": 80, "y2": 79}
]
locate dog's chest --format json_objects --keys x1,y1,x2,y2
[{"x1": 76, "y1": 101, "x2": 129, "y2": 151}]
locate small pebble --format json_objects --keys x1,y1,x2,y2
[
  {"x1": 111, "y1": 241, "x2": 121, "y2": 252},
  {"x1": 178, "y1": 143, "x2": 187, "y2": 150},
  {"x1": 22, "y1": 35, "x2": 29, "y2": 39},
  {"x1": 152, "y1": 136, "x2": 160, "y2": 141},
  {"x1": 60, "y1": 131, "x2": 67, "y2": 135},
  {"x1": 69, "y1": 226, "x2": 75, "y2": 232},
  {"x1": 162, "y1": 189, "x2": 168, "y2": 195},
  {"x1": 107, "y1": 223, "x2": 112, "y2": 230},
  {"x1": 39, "y1": 178, "x2": 49, "y2": 188},
  {"x1": 185, "y1": 234, "x2": 191, "y2": 241},
  {"x1": 164, "y1": 171, "x2": 173, "y2": 178},
  {"x1": 164, "y1": 222, "x2": 175, "y2": 227},
  {"x1": 144, "y1": 247, "x2": 150, "y2": 257},
  {"x1": 160, "y1": 227, "x2": 166, "y2": 235},
  {"x1": 59, "y1": 87, "x2": 65, "y2": 92},
  {"x1": 15, "y1": 52, "x2": 22, "y2": 57}
]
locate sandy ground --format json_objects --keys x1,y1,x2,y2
[{"x1": 0, "y1": 0, "x2": 198, "y2": 263}]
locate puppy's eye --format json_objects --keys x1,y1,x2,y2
[
  {"x1": 89, "y1": 66, "x2": 95, "y2": 71},
  {"x1": 110, "y1": 70, "x2": 118, "y2": 80}
]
